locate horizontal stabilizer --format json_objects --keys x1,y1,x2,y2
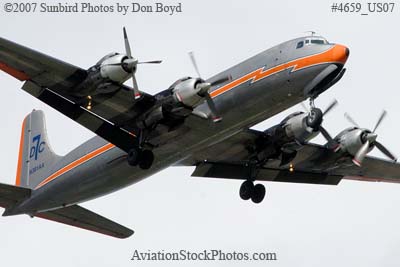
[
  {"x1": 0, "y1": 182, "x2": 31, "y2": 208},
  {"x1": 35, "y1": 205, "x2": 134, "y2": 239}
]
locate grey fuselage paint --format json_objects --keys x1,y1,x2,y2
[{"x1": 13, "y1": 36, "x2": 348, "y2": 214}]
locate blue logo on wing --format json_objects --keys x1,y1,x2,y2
[{"x1": 30, "y1": 134, "x2": 45, "y2": 161}]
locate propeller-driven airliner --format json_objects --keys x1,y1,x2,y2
[{"x1": 0, "y1": 29, "x2": 398, "y2": 238}]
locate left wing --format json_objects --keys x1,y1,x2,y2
[
  {"x1": 35, "y1": 204, "x2": 134, "y2": 239},
  {"x1": 0, "y1": 37, "x2": 155, "y2": 152},
  {"x1": 180, "y1": 129, "x2": 400, "y2": 185}
]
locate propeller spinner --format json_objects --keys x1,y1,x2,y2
[
  {"x1": 104, "y1": 27, "x2": 162, "y2": 99},
  {"x1": 344, "y1": 110, "x2": 397, "y2": 166}
]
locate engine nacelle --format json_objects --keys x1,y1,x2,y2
[
  {"x1": 171, "y1": 77, "x2": 204, "y2": 108},
  {"x1": 335, "y1": 128, "x2": 373, "y2": 156},
  {"x1": 99, "y1": 53, "x2": 131, "y2": 83},
  {"x1": 282, "y1": 112, "x2": 318, "y2": 143}
]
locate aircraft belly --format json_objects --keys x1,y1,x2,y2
[{"x1": 18, "y1": 48, "x2": 338, "y2": 213}]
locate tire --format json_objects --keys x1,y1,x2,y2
[
  {"x1": 306, "y1": 108, "x2": 323, "y2": 129},
  {"x1": 139, "y1": 150, "x2": 154, "y2": 170},
  {"x1": 251, "y1": 184, "x2": 266, "y2": 204},
  {"x1": 239, "y1": 180, "x2": 254, "y2": 200},
  {"x1": 127, "y1": 148, "x2": 140, "y2": 166}
]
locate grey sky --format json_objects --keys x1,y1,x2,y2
[{"x1": 1, "y1": 0, "x2": 400, "y2": 266}]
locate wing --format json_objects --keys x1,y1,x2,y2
[
  {"x1": 181, "y1": 129, "x2": 400, "y2": 185},
  {"x1": 0, "y1": 37, "x2": 155, "y2": 152},
  {"x1": 35, "y1": 204, "x2": 134, "y2": 239},
  {"x1": 0, "y1": 37, "x2": 87, "y2": 87}
]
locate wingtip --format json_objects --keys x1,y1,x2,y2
[{"x1": 116, "y1": 229, "x2": 135, "y2": 239}]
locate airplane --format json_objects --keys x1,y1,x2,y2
[{"x1": 0, "y1": 28, "x2": 399, "y2": 239}]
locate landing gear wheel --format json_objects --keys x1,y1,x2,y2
[
  {"x1": 306, "y1": 108, "x2": 323, "y2": 128},
  {"x1": 239, "y1": 180, "x2": 254, "y2": 200},
  {"x1": 138, "y1": 150, "x2": 154, "y2": 170},
  {"x1": 127, "y1": 148, "x2": 141, "y2": 166},
  {"x1": 251, "y1": 184, "x2": 266, "y2": 204}
]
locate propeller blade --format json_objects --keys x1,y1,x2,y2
[
  {"x1": 344, "y1": 113, "x2": 360, "y2": 128},
  {"x1": 188, "y1": 51, "x2": 201, "y2": 78},
  {"x1": 204, "y1": 93, "x2": 222, "y2": 122},
  {"x1": 373, "y1": 110, "x2": 387, "y2": 133},
  {"x1": 123, "y1": 27, "x2": 132, "y2": 57},
  {"x1": 210, "y1": 75, "x2": 231, "y2": 87},
  {"x1": 353, "y1": 141, "x2": 370, "y2": 166},
  {"x1": 138, "y1": 60, "x2": 163, "y2": 64},
  {"x1": 131, "y1": 73, "x2": 141, "y2": 99},
  {"x1": 375, "y1": 141, "x2": 397, "y2": 161},
  {"x1": 319, "y1": 125, "x2": 334, "y2": 143},
  {"x1": 323, "y1": 99, "x2": 338, "y2": 116}
]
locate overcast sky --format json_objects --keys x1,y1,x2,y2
[{"x1": 1, "y1": 0, "x2": 400, "y2": 266}]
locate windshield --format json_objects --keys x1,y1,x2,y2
[
  {"x1": 307, "y1": 37, "x2": 329, "y2": 45},
  {"x1": 311, "y1": 39, "x2": 326, "y2": 44}
]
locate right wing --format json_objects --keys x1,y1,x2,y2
[
  {"x1": 0, "y1": 37, "x2": 155, "y2": 152},
  {"x1": 181, "y1": 129, "x2": 400, "y2": 185},
  {"x1": 35, "y1": 204, "x2": 134, "y2": 239}
]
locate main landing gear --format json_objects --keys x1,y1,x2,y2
[
  {"x1": 239, "y1": 180, "x2": 266, "y2": 204},
  {"x1": 127, "y1": 147, "x2": 154, "y2": 170}
]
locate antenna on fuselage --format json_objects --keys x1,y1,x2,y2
[{"x1": 304, "y1": 30, "x2": 316, "y2": 36}]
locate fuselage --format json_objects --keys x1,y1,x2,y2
[{"x1": 14, "y1": 35, "x2": 349, "y2": 214}]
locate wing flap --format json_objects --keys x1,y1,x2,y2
[
  {"x1": 192, "y1": 162, "x2": 342, "y2": 185},
  {"x1": 35, "y1": 205, "x2": 134, "y2": 239},
  {"x1": 22, "y1": 81, "x2": 138, "y2": 152}
]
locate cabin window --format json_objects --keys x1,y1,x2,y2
[{"x1": 296, "y1": 41, "x2": 304, "y2": 49}]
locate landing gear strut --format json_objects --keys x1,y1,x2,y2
[
  {"x1": 127, "y1": 147, "x2": 154, "y2": 170},
  {"x1": 239, "y1": 180, "x2": 266, "y2": 204}
]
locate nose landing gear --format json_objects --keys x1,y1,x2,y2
[{"x1": 239, "y1": 180, "x2": 266, "y2": 204}]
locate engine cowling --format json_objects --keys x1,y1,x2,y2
[
  {"x1": 282, "y1": 112, "x2": 319, "y2": 143},
  {"x1": 99, "y1": 53, "x2": 131, "y2": 83},
  {"x1": 335, "y1": 128, "x2": 374, "y2": 156},
  {"x1": 171, "y1": 77, "x2": 205, "y2": 108}
]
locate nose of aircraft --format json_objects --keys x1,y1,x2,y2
[{"x1": 332, "y1": 44, "x2": 350, "y2": 64}]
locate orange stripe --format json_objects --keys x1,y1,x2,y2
[
  {"x1": 0, "y1": 62, "x2": 30, "y2": 81},
  {"x1": 210, "y1": 45, "x2": 345, "y2": 98},
  {"x1": 15, "y1": 118, "x2": 27, "y2": 186},
  {"x1": 35, "y1": 143, "x2": 115, "y2": 189}
]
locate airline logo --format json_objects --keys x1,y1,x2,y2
[{"x1": 30, "y1": 134, "x2": 45, "y2": 161}]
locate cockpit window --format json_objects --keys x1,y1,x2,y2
[
  {"x1": 296, "y1": 41, "x2": 304, "y2": 49},
  {"x1": 311, "y1": 39, "x2": 326, "y2": 44},
  {"x1": 305, "y1": 37, "x2": 329, "y2": 45}
]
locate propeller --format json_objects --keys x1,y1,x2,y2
[
  {"x1": 344, "y1": 112, "x2": 360, "y2": 128},
  {"x1": 318, "y1": 99, "x2": 338, "y2": 143},
  {"x1": 345, "y1": 110, "x2": 397, "y2": 166},
  {"x1": 188, "y1": 51, "x2": 231, "y2": 122},
  {"x1": 105, "y1": 27, "x2": 162, "y2": 99}
]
